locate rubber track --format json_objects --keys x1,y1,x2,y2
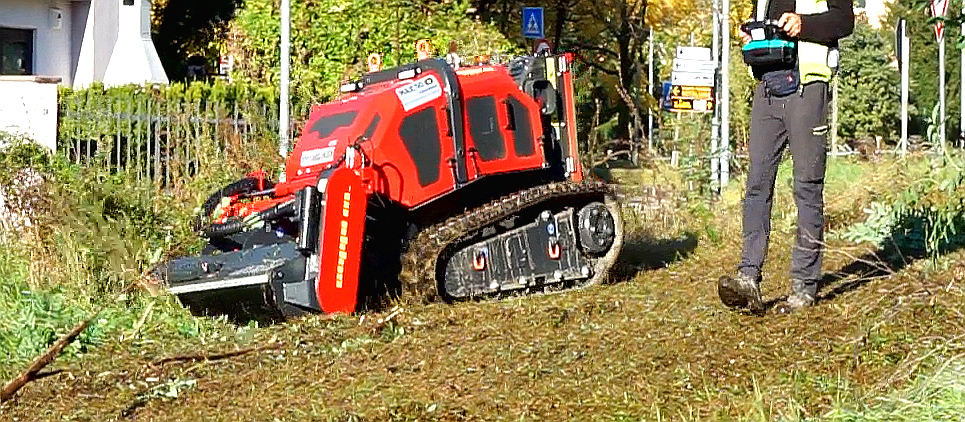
[{"x1": 398, "y1": 181, "x2": 619, "y2": 304}]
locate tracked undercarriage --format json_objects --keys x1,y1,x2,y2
[{"x1": 400, "y1": 181, "x2": 623, "y2": 303}]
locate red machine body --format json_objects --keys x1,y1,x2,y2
[
  {"x1": 162, "y1": 54, "x2": 620, "y2": 319},
  {"x1": 316, "y1": 168, "x2": 367, "y2": 313}
]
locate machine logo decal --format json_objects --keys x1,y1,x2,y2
[
  {"x1": 335, "y1": 191, "x2": 351, "y2": 288},
  {"x1": 300, "y1": 146, "x2": 336, "y2": 167},
  {"x1": 395, "y1": 75, "x2": 442, "y2": 111}
]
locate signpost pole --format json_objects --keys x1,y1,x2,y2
[
  {"x1": 648, "y1": 30, "x2": 655, "y2": 154},
  {"x1": 932, "y1": 0, "x2": 948, "y2": 154},
  {"x1": 711, "y1": 0, "x2": 720, "y2": 189},
  {"x1": 940, "y1": 34, "x2": 946, "y2": 153},
  {"x1": 900, "y1": 19, "x2": 909, "y2": 156},
  {"x1": 831, "y1": 75, "x2": 838, "y2": 156},
  {"x1": 279, "y1": 0, "x2": 291, "y2": 158},
  {"x1": 720, "y1": 0, "x2": 730, "y2": 186}
]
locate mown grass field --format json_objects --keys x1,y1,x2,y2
[{"x1": 1, "y1": 153, "x2": 964, "y2": 421}]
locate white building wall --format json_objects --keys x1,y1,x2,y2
[
  {"x1": 72, "y1": 0, "x2": 116, "y2": 85},
  {"x1": 0, "y1": 0, "x2": 74, "y2": 85},
  {"x1": 69, "y1": 0, "x2": 89, "y2": 80},
  {"x1": 102, "y1": 0, "x2": 167, "y2": 86},
  {"x1": 0, "y1": 76, "x2": 59, "y2": 151},
  {"x1": 74, "y1": 0, "x2": 166, "y2": 87}
]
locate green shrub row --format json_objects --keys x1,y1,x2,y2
[{"x1": 56, "y1": 81, "x2": 290, "y2": 192}]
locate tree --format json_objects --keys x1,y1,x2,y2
[
  {"x1": 467, "y1": 0, "x2": 707, "y2": 156},
  {"x1": 152, "y1": 0, "x2": 244, "y2": 80},
  {"x1": 564, "y1": 0, "x2": 649, "y2": 149},
  {"x1": 837, "y1": 16, "x2": 901, "y2": 143},
  {"x1": 230, "y1": 0, "x2": 514, "y2": 103}
]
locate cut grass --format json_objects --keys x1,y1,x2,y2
[{"x1": 2, "y1": 155, "x2": 964, "y2": 421}]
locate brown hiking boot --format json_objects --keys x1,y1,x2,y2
[
  {"x1": 717, "y1": 273, "x2": 764, "y2": 315},
  {"x1": 775, "y1": 279, "x2": 817, "y2": 314},
  {"x1": 775, "y1": 291, "x2": 816, "y2": 315}
]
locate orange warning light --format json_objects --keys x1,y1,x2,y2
[
  {"x1": 416, "y1": 39, "x2": 431, "y2": 60},
  {"x1": 367, "y1": 53, "x2": 382, "y2": 72}
]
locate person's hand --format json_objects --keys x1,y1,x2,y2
[
  {"x1": 778, "y1": 13, "x2": 802, "y2": 37},
  {"x1": 740, "y1": 30, "x2": 751, "y2": 44}
]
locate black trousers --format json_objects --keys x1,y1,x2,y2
[{"x1": 738, "y1": 81, "x2": 829, "y2": 296}]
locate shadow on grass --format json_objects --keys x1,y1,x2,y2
[
  {"x1": 759, "y1": 248, "x2": 909, "y2": 311},
  {"x1": 763, "y1": 216, "x2": 965, "y2": 310},
  {"x1": 589, "y1": 163, "x2": 646, "y2": 183},
  {"x1": 609, "y1": 232, "x2": 699, "y2": 282}
]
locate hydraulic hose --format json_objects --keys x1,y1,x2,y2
[
  {"x1": 203, "y1": 219, "x2": 247, "y2": 238},
  {"x1": 194, "y1": 177, "x2": 275, "y2": 232},
  {"x1": 202, "y1": 199, "x2": 296, "y2": 239}
]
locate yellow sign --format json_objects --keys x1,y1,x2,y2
[
  {"x1": 671, "y1": 98, "x2": 714, "y2": 112},
  {"x1": 416, "y1": 39, "x2": 432, "y2": 60},
  {"x1": 669, "y1": 85, "x2": 714, "y2": 112},
  {"x1": 671, "y1": 85, "x2": 713, "y2": 99}
]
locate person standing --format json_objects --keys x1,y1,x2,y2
[{"x1": 717, "y1": 0, "x2": 853, "y2": 315}]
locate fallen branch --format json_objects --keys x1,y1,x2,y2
[
  {"x1": 1, "y1": 278, "x2": 144, "y2": 403},
  {"x1": 0, "y1": 317, "x2": 93, "y2": 403},
  {"x1": 150, "y1": 343, "x2": 285, "y2": 366},
  {"x1": 591, "y1": 149, "x2": 633, "y2": 168}
]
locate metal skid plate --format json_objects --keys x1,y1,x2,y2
[{"x1": 443, "y1": 208, "x2": 588, "y2": 298}]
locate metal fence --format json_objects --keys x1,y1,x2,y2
[{"x1": 56, "y1": 85, "x2": 313, "y2": 188}]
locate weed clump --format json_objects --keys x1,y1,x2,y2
[{"x1": 0, "y1": 136, "x2": 231, "y2": 379}]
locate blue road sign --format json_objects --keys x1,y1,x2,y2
[
  {"x1": 522, "y1": 7, "x2": 544, "y2": 39},
  {"x1": 661, "y1": 82, "x2": 673, "y2": 110}
]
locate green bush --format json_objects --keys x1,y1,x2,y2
[
  {"x1": 231, "y1": 0, "x2": 516, "y2": 103},
  {"x1": 838, "y1": 156, "x2": 965, "y2": 260},
  {"x1": 836, "y1": 17, "x2": 901, "y2": 143}
]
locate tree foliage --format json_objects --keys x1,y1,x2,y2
[
  {"x1": 471, "y1": 0, "x2": 709, "y2": 149},
  {"x1": 151, "y1": 0, "x2": 244, "y2": 80},
  {"x1": 230, "y1": 0, "x2": 514, "y2": 103},
  {"x1": 837, "y1": 16, "x2": 901, "y2": 142}
]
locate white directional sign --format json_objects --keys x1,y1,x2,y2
[
  {"x1": 675, "y1": 46, "x2": 712, "y2": 61},
  {"x1": 671, "y1": 71, "x2": 715, "y2": 87},
  {"x1": 670, "y1": 47, "x2": 716, "y2": 88},
  {"x1": 672, "y1": 59, "x2": 718, "y2": 73},
  {"x1": 668, "y1": 46, "x2": 717, "y2": 112}
]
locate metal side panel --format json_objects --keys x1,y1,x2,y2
[
  {"x1": 316, "y1": 167, "x2": 368, "y2": 314},
  {"x1": 167, "y1": 273, "x2": 271, "y2": 295},
  {"x1": 443, "y1": 208, "x2": 589, "y2": 298}
]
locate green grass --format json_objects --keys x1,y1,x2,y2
[
  {"x1": 821, "y1": 360, "x2": 965, "y2": 422},
  {"x1": 0, "y1": 139, "x2": 232, "y2": 380},
  {"x1": 2, "y1": 151, "x2": 965, "y2": 421},
  {"x1": 0, "y1": 229, "x2": 225, "y2": 380}
]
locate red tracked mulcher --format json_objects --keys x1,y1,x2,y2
[{"x1": 158, "y1": 53, "x2": 624, "y2": 320}]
